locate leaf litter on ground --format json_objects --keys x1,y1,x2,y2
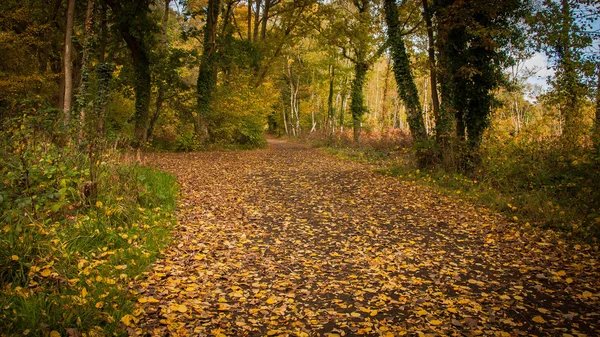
[{"x1": 133, "y1": 138, "x2": 599, "y2": 336}]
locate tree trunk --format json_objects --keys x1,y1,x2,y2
[
  {"x1": 594, "y1": 68, "x2": 600, "y2": 154},
  {"x1": 63, "y1": 0, "x2": 76, "y2": 126},
  {"x1": 95, "y1": 2, "x2": 110, "y2": 138},
  {"x1": 383, "y1": 0, "x2": 426, "y2": 142},
  {"x1": 162, "y1": 0, "x2": 169, "y2": 45},
  {"x1": 422, "y1": 0, "x2": 440, "y2": 130},
  {"x1": 105, "y1": 0, "x2": 152, "y2": 150},
  {"x1": 380, "y1": 58, "x2": 391, "y2": 130},
  {"x1": 247, "y1": 0, "x2": 252, "y2": 40},
  {"x1": 253, "y1": 0, "x2": 262, "y2": 43},
  {"x1": 350, "y1": 62, "x2": 368, "y2": 142},
  {"x1": 327, "y1": 64, "x2": 335, "y2": 136},
  {"x1": 77, "y1": 0, "x2": 95, "y2": 142},
  {"x1": 558, "y1": 0, "x2": 582, "y2": 146},
  {"x1": 196, "y1": 0, "x2": 221, "y2": 142},
  {"x1": 147, "y1": 0, "x2": 170, "y2": 141},
  {"x1": 260, "y1": 0, "x2": 270, "y2": 41}
]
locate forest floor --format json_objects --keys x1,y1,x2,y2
[{"x1": 136, "y1": 138, "x2": 600, "y2": 336}]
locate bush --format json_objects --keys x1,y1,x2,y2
[{"x1": 0, "y1": 112, "x2": 178, "y2": 335}]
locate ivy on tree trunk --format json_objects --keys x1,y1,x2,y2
[
  {"x1": 383, "y1": 0, "x2": 426, "y2": 143},
  {"x1": 196, "y1": 0, "x2": 221, "y2": 142},
  {"x1": 350, "y1": 62, "x2": 367, "y2": 142}
]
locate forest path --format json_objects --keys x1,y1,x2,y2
[{"x1": 137, "y1": 138, "x2": 599, "y2": 336}]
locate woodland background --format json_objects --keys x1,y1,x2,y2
[{"x1": 0, "y1": 0, "x2": 599, "y2": 334}]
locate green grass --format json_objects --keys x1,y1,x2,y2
[{"x1": 1, "y1": 147, "x2": 178, "y2": 336}]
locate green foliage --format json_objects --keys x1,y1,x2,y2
[
  {"x1": 0, "y1": 112, "x2": 177, "y2": 335},
  {"x1": 208, "y1": 74, "x2": 275, "y2": 147},
  {"x1": 435, "y1": 0, "x2": 523, "y2": 162}
]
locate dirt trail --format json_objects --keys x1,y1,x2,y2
[{"x1": 137, "y1": 139, "x2": 599, "y2": 336}]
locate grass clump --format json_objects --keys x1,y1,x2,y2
[{"x1": 0, "y1": 113, "x2": 178, "y2": 336}]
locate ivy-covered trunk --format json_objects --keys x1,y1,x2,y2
[
  {"x1": 196, "y1": 0, "x2": 221, "y2": 142},
  {"x1": 383, "y1": 0, "x2": 426, "y2": 142},
  {"x1": 106, "y1": 0, "x2": 152, "y2": 149},
  {"x1": 327, "y1": 64, "x2": 335, "y2": 136},
  {"x1": 123, "y1": 34, "x2": 151, "y2": 147},
  {"x1": 595, "y1": 69, "x2": 600, "y2": 154},
  {"x1": 350, "y1": 62, "x2": 368, "y2": 142},
  {"x1": 557, "y1": 0, "x2": 583, "y2": 147}
]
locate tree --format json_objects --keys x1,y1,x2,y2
[
  {"x1": 327, "y1": 0, "x2": 384, "y2": 142},
  {"x1": 63, "y1": 0, "x2": 76, "y2": 126},
  {"x1": 104, "y1": 0, "x2": 156, "y2": 150},
  {"x1": 531, "y1": 0, "x2": 596, "y2": 147},
  {"x1": 196, "y1": 0, "x2": 221, "y2": 141},
  {"x1": 435, "y1": 0, "x2": 522, "y2": 168},
  {"x1": 383, "y1": 0, "x2": 426, "y2": 144}
]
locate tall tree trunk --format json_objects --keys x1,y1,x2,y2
[
  {"x1": 63, "y1": 0, "x2": 76, "y2": 126},
  {"x1": 247, "y1": 0, "x2": 252, "y2": 40},
  {"x1": 558, "y1": 0, "x2": 582, "y2": 146},
  {"x1": 124, "y1": 34, "x2": 151, "y2": 148},
  {"x1": 95, "y1": 2, "x2": 110, "y2": 138},
  {"x1": 383, "y1": 0, "x2": 426, "y2": 143},
  {"x1": 380, "y1": 59, "x2": 391, "y2": 130},
  {"x1": 260, "y1": 0, "x2": 270, "y2": 41},
  {"x1": 77, "y1": 0, "x2": 95, "y2": 142},
  {"x1": 105, "y1": 0, "x2": 152, "y2": 152},
  {"x1": 147, "y1": 0, "x2": 170, "y2": 141},
  {"x1": 422, "y1": 0, "x2": 440, "y2": 127},
  {"x1": 253, "y1": 0, "x2": 262, "y2": 43},
  {"x1": 327, "y1": 64, "x2": 335, "y2": 136},
  {"x1": 196, "y1": 0, "x2": 221, "y2": 142},
  {"x1": 594, "y1": 68, "x2": 600, "y2": 154},
  {"x1": 350, "y1": 62, "x2": 368, "y2": 142},
  {"x1": 162, "y1": 0, "x2": 169, "y2": 45}
]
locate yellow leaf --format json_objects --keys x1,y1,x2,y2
[
  {"x1": 40, "y1": 269, "x2": 52, "y2": 277},
  {"x1": 350, "y1": 312, "x2": 361, "y2": 317},
  {"x1": 121, "y1": 314, "x2": 135, "y2": 327},
  {"x1": 95, "y1": 302, "x2": 104, "y2": 309},
  {"x1": 266, "y1": 330, "x2": 278, "y2": 335},
  {"x1": 447, "y1": 307, "x2": 458, "y2": 313},
  {"x1": 81, "y1": 287, "x2": 88, "y2": 298},
  {"x1": 537, "y1": 308, "x2": 549, "y2": 314},
  {"x1": 499, "y1": 295, "x2": 511, "y2": 300},
  {"x1": 532, "y1": 316, "x2": 546, "y2": 324},
  {"x1": 416, "y1": 309, "x2": 428, "y2": 316},
  {"x1": 383, "y1": 333, "x2": 395, "y2": 337},
  {"x1": 146, "y1": 297, "x2": 159, "y2": 303},
  {"x1": 11, "y1": 255, "x2": 18, "y2": 261},
  {"x1": 430, "y1": 320, "x2": 442, "y2": 326},
  {"x1": 566, "y1": 278, "x2": 573, "y2": 284},
  {"x1": 556, "y1": 270, "x2": 566, "y2": 277},
  {"x1": 266, "y1": 297, "x2": 277, "y2": 305},
  {"x1": 50, "y1": 331, "x2": 60, "y2": 337},
  {"x1": 370, "y1": 310, "x2": 378, "y2": 316},
  {"x1": 582, "y1": 291, "x2": 593, "y2": 298},
  {"x1": 176, "y1": 304, "x2": 187, "y2": 313}
]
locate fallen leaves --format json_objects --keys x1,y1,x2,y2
[{"x1": 134, "y1": 140, "x2": 600, "y2": 336}]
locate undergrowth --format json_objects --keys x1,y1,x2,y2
[{"x1": 0, "y1": 113, "x2": 178, "y2": 336}]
